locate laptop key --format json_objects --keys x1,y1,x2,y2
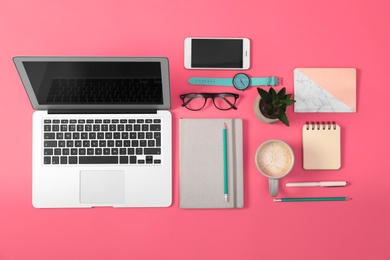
[
  {"x1": 69, "y1": 156, "x2": 78, "y2": 164},
  {"x1": 129, "y1": 156, "x2": 137, "y2": 164},
  {"x1": 150, "y1": 124, "x2": 161, "y2": 131},
  {"x1": 44, "y1": 149, "x2": 53, "y2": 155},
  {"x1": 52, "y1": 156, "x2": 59, "y2": 164},
  {"x1": 154, "y1": 132, "x2": 161, "y2": 147},
  {"x1": 120, "y1": 156, "x2": 128, "y2": 164},
  {"x1": 146, "y1": 156, "x2": 153, "y2": 164},
  {"x1": 60, "y1": 156, "x2": 67, "y2": 164},
  {"x1": 44, "y1": 141, "x2": 57, "y2": 147},
  {"x1": 79, "y1": 156, "x2": 118, "y2": 164},
  {"x1": 44, "y1": 157, "x2": 51, "y2": 164},
  {"x1": 144, "y1": 148, "x2": 161, "y2": 155},
  {"x1": 44, "y1": 133, "x2": 56, "y2": 139}
]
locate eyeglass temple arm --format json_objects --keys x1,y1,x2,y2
[
  {"x1": 181, "y1": 97, "x2": 194, "y2": 107},
  {"x1": 221, "y1": 96, "x2": 238, "y2": 110}
]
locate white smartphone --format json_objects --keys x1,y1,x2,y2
[{"x1": 184, "y1": 37, "x2": 250, "y2": 70}]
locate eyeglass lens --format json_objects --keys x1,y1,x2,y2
[{"x1": 182, "y1": 93, "x2": 237, "y2": 111}]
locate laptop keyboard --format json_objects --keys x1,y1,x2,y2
[{"x1": 42, "y1": 118, "x2": 162, "y2": 165}]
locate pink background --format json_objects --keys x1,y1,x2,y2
[{"x1": 1, "y1": 0, "x2": 390, "y2": 259}]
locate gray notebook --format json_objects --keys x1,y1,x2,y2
[{"x1": 179, "y1": 118, "x2": 243, "y2": 208}]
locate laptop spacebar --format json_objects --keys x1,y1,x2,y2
[{"x1": 79, "y1": 156, "x2": 118, "y2": 164}]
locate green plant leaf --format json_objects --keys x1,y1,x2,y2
[
  {"x1": 279, "y1": 100, "x2": 296, "y2": 106},
  {"x1": 278, "y1": 87, "x2": 286, "y2": 99},
  {"x1": 257, "y1": 88, "x2": 272, "y2": 102},
  {"x1": 270, "y1": 88, "x2": 278, "y2": 101},
  {"x1": 277, "y1": 110, "x2": 290, "y2": 126}
]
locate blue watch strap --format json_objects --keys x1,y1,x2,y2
[
  {"x1": 250, "y1": 77, "x2": 279, "y2": 86},
  {"x1": 188, "y1": 76, "x2": 279, "y2": 86},
  {"x1": 188, "y1": 77, "x2": 233, "y2": 86}
]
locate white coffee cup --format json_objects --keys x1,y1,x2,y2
[{"x1": 255, "y1": 139, "x2": 294, "y2": 197}]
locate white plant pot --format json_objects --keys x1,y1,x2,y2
[{"x1": 253, "y1": 95, "x2": 279, "y2": 124}]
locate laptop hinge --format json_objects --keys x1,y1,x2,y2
[{"x1": 48, "y1": 109, "x2": 158, "y2": 114}]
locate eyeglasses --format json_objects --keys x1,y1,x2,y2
[{"x1": 180, "y1": 92, "x2": 239, "y2": 111}]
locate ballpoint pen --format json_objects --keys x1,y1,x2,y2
[
  {"x1": 286, "y1": 181, "x2": 347, "y2": 188},
  {"x1": 223, "y1": 123, "x2": 228, "y2": 202}
]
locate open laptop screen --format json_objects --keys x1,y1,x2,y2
[
  {"x1": 24, "y1": 61, "x2": 163, "y2": 105},
  {"x1": 14, "y1": 57, "x2": 171, "y2": 111}
]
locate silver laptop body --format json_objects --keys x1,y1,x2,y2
[{"x1": 14, "y1": 56, "x2": 172, "y2": 208}]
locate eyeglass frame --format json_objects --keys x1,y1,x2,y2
[{"x1": 180, "y1": 92, "x2": 239, "y2": 111}]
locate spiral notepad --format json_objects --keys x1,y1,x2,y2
[{"x1": 302, "y1": 122, "x2": 341, "y2": 170}]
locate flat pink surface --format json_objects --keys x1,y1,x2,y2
[{"x1": 1, "y1": 0, "x2": 389, "y2": 259}]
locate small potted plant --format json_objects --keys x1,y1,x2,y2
[{"x1": 253, "y1": 87, "x2": 296, "y2": 126}]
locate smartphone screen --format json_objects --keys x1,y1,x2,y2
[{"x1": 185, "y1": 38, "x2": 250, "y2": 69}]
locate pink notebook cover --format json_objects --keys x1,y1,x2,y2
[{"x1": 294, "y1": 68, "x2": 356, "y2": 112}]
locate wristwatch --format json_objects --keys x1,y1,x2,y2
[{"x1": 188, "y1": 73, "x2": 279, "y2": 91}]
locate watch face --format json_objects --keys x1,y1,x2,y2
[{"x1": 233, "y1": 73, "x2": 250, "y2": 90}]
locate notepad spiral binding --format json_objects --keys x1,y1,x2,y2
[{"x1": 306, "y1": 121, "x2": 337, "y2": 130}]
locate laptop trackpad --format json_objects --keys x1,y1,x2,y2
[{"x1": 80, "y1": 170, "x2": 125, "y2": 204}]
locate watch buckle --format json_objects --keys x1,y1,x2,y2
[
  {"x1": 278, "y1": 77, "x2": 283, "y2": 86},
  {"x1": 266, "y1": 76, "x2": 282, "y2": 86}
]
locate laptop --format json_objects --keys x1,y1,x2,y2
[{"x1": 14, "y1": 56, "x2": 172, "y2": 208}]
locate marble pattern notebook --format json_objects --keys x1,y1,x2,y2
[{"x1": 294, "y1": 68, "x2": 356, "y2": 113}]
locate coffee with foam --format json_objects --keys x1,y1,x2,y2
[{"x1": 256, "y1": 140, "x2": 293, "y2": 177}]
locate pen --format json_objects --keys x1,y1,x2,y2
[
  {"x1": 286, "y1": 181, "x2": 347, "y2": 188},
  {"x1": 223, "y1": 123, "x2": 228, "y2": 202},
  {"x1": 273, "y1": 197, "x2": 351, "y2": 202}
]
